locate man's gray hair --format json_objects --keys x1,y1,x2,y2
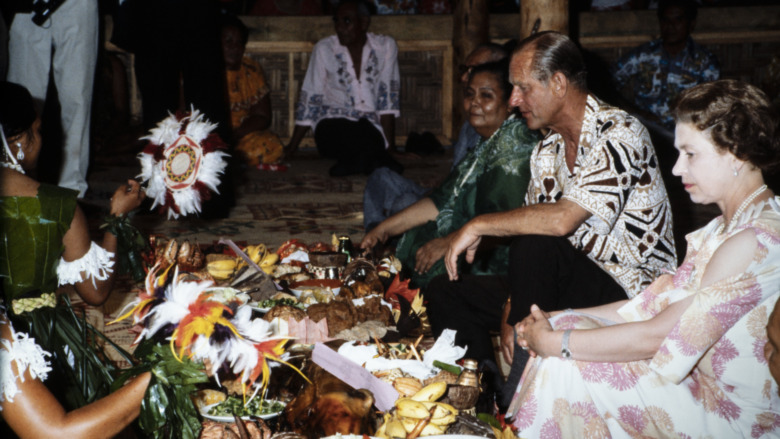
[{"x1": 514, "y1": 31, "x2": 588, "y2": 91}]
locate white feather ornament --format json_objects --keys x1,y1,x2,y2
[{"x1": 137, "y1": 107, "x2": 229, "y2": 219}]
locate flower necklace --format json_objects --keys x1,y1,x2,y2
[{"x1": 718, "y1": 184, "x2": 768, "y2": 235}]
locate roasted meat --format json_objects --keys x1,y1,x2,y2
[
  {"x1": 306, "y1": 301, "x2": 358, "y2": 335},
  {"x1": 283, "y1": 358, "x2": 376, "y2": 439}
]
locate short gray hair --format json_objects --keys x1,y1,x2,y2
[{"x1": 514, "y1": 31, "x2": 588, "y2": 91}]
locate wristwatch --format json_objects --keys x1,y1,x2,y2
[{"x1": 561, "y1": 329, "x2": 573, "y2": 359}]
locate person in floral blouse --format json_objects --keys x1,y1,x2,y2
[{"x1": 508, "y1": 79, "x2": 780, "y2": 437}]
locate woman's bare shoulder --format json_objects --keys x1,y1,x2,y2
[{"x1": 0, "y1": 170, "x2": 40, "y2": 197}]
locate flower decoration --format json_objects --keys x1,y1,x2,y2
[
  {"x1": 112, "y1": 265, "x2": 308, "y2": 399},
  {"x1": 138, "y1": 108, "x2": 229, "y2": 219}
]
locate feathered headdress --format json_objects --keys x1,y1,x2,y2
[{"x1": 138, "y1": 108, "x2": 229, "y2": 219}]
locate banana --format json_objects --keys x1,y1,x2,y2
[
  {"x1": 420, "y1": 401, "x2": 458, "y2": 420},
  {"x1": 385, "y1": 419, "x2": 407, "y2": 438},
  {"x1": 260, "y1": 251, "x2": 279, "y2": 267},
  {"x1": 410, "y1": 381, "x2": 448, "y2": 402},
  {"x1": 428, "y1": 413, "x2": 457, "y2": 426},
  {"x1": 207, "y1": 259, "x2": 237, "y2": 280},
  {"x1": 245, "y1": 244, "x2": 267, "y2": 265},
  {"x1": 375, "y1": 413, "x2": 391, "y2": 439},
  {"x1": 398, "y1": 417, "x2": 446, "y2": 436},
  {"x1": 393, "y1": 377, "x2": 423, "y2": 398},
  {"x1": 395, "y1": 398, "x2": 431, "y2": 419}
]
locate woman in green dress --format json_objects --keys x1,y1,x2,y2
[
  {"x1": 0, "y1": 80, "x2": 147, "y2": 417},
  {"x1": 360, "y1": 60, "x2": 541, "y2": 289}
]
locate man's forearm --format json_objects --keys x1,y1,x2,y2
[{"x1": 468, "y1": 199, "x2": 591, "y2": 239}]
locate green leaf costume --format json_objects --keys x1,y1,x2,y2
[{"x1": 1, "y1": 183, "x2": 128, "y2": 410}]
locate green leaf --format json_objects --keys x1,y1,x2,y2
[
  {"x1": 124, "y1": 339, "x2": 208, "y2": 439},
  {"x1": 433, "y1": 360, "x2": 462, "y2": 375},
  {"x1": 477, "y1": 413, "x2": 502, "y2": 429}
]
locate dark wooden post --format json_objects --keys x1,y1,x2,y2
[
  {"x1": 520, "y1": 0, "x2": 569, "y2": 38},
  {"x1": 452, "y1": 0, "x2": 489, "y2": 138}
]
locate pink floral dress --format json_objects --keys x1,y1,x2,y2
[{"x1": 508, "y1": 198, "x2": 780, "y2": 438}]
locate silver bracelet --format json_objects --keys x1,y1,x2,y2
[{"x1": 561, "y1": 329, "x2": 573, "y2": 359}]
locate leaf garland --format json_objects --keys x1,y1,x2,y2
[{"x1": 113, "y1": 339, "x2": 209, "y2": 439}]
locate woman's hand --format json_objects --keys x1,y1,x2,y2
[
  {"x1": 414, "y1": 236, "x2": 450, "y2": 274},
  {"x1": 516, "y1": 304, "x2": 554, "y2": 358},
  {"x1": 109, "y1": 180, "x2": 145, "y2": 216}
]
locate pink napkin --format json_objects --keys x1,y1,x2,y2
[{"x1": 311, "y1": 343, "x2": 399, "y2": 411}]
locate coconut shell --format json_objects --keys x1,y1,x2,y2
[{"x1": 446, "y1": 384, "x2": 480, "y2": 410}]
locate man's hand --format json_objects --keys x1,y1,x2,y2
[
  {"x1": 360, "y1": 226, "x2": 390, "y2": 252},
  {"x1": 444, "y1": 222, "x2": 482, "y2": 280},
  {"x1": 414, "y1": 236, "x2": 449, "y2": 274}
]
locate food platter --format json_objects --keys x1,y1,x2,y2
[
  {"x1": 200, "y1": 400, "x2": 286, "y2": 423},
  {"x1": 290, "y1": 286, "x2": 341, "y2": 299}
]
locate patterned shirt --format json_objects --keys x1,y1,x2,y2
[
  {"x1": 226, "y1": 57, "x2": 270, "y2": 129},
  {"x1": 294, "y1": 33, "x2": 400, "y2": 147},
  {"x1": 612, "y1": 37, "x2": 720, "y2": 129},
  {"x1": 525, "y1": 95, "x2": 677, "y2": 297}
]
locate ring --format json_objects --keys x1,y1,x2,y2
[{"x1": 521, "y1": 346, "x2": 529, "y2": 351}]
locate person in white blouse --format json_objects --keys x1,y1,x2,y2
[{"x1": 285, "y1": 0, "x2": 403, "y2": 177}]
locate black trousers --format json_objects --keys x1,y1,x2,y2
[
  {"x1": 427, "y1": 235, "x2": 628, "y2": 363},
  {"x1": 314, "y1": 118, "x2": 401, "y2": 176}
]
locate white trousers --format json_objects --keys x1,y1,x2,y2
[{"x1": 7, "y1": 0, "x2": 99, "y2": 197}]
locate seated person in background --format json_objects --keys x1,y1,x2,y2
[
  {"x1": 221, "y1": 14, "x2": 284, "y2": 167},
  {"x1": 285, "y1": 0, "x2": 403, "y2": 177},
  {"x1": 430, "y1": 32, "x2": 677, "y2": 392},
  {"x1": 612, "y1": 0, "x2": 720, "y2": 133},
  {"x1": 508, "y1": 79, "x2": 780, "y2": 437},
  {"x1": 362, "y1": 43, "x2": 508, "y2": 231},
  {"x1": 0, "y1": 80, "x2": 148, "y2": 425},
  {"x1": 360, "y1": 60, "x2": 541, "y2": 289}
]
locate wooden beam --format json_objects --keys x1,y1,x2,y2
[
  {"x1": 579, "y1": 6, "x2": 780, "y2": 47},
  {"x1": 521, "y1": 0, "x2": 569, "y2": 38}
]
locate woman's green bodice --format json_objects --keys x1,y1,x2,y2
[{"x1": 1, "y1": 183, "x2": 78, "y2": 302}]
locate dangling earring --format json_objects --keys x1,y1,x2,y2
[
  {"x1": 16, "y1": 144, "x2": 24, "y2": 161},
  {"x1": 733, "y1": 167, "x2": 738, "y2": 177}
]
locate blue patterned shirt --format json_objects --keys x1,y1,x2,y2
[
  {"x1": 295, "y1": 33, "x2": 400, "y2": 147},
  {"x1": 612, "y1": 37, "x2": 720, "y2": 129}
]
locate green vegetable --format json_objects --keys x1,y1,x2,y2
[
  {"x1": 433, "y1": 360, "x2": 462, "y2": 375},
  {"x1": 260, "y1": 298, "x2": 304, "y2": 309},
  {"x1": 207, "y1": 396, "x2": 285, "y2": 417},
  {"x1": 477, "y1": 413, "x2": 502, "y2": 429}
]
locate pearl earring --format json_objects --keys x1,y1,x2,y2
[
  {"x1": 733, "y1": 168, "x2": 739, "y2": 177},
  {"x1": 16, "y1": 144, "x2": 24, "y2": 161}
]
